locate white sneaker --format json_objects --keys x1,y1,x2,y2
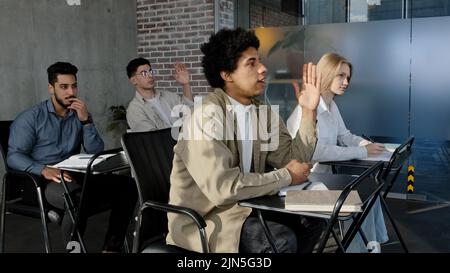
[{"x1": 367, "y1": 241, "x2": 381, "y2": 253}]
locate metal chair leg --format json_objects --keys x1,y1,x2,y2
[
  {"x1": 132, "y1": 212, "x2": 141, "y2": 253},
  {"x1": 60, "y1": 174, "x2": 86, "y2": 253},
  {"x1": 36, "y1": 187, "x2": 51, "y2": 253},
  {"x1": 256, "y1": 210, "x2": 279, "y2": 253},
  {"x1": 0, "y1": 175, "x2": 6, "y2": 253},
  {"x1": 331, "y1": 229, "x2": 346, "y2": 253},
  {"x1": 317, "y1": 220, "x2": 335, "y2": 253},
  {"x1": 123, "y1": 235, "x2": 130, "y2": 253},
  {"x1": 338, "y1": 220, "x2": 344, "y2": 239},
  {"x1": 358, "y1": 228, "x2": 369, "y2": 246},
  {"x1": 380, "y1": 197, "x2": 409, "y2": 253}
]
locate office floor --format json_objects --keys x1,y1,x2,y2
[{"x1": 3, "y1": 193, "x2": 450, "y2": 253}]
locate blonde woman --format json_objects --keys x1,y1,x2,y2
[{"x1": 286, "y1": 52, "x2": 388, "y2": 252}]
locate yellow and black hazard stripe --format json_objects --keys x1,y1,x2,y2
[{"x1": 407, "y1": 166, "x2": 414, "y2": 193}]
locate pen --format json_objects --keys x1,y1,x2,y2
[
  {"x1": 362, "y1": 134, "x2": 375, "y2": 143},
  {"x1": 78, "y1": 156, "x2": 104, "y2": 159},
  {"x1": 303, "y1": 181, "x2": 312, "y2": 190}
]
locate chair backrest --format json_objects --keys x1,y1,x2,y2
[
  {"x1": 382, "y1": 136, "x2": 415, "y2": 179},
  {"x1": 121, "y1": 128, "x2": 177, "y2": 244},
  {"x1": 317, "y1": 161, "x2": 385, "y2": 252},
  {"x1": 379, "y1": 136, "x2": 414, "y2": 199},
  {"x1": 0, "y1": 121, "x2": 13, "y2": 169},
  {"x1": 0, "y1": 121, "x2": 22, "y2": 202}
]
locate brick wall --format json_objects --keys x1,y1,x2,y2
[{"x1": 136, "y1": 0, "x2": 216, "y2": 96}]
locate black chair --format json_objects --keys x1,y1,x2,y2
[
  {"x1": 339, "y1": 136, "x2": 414, "y2": 253},
  {"x1": 325, "y1": 136, "x2": 414, "y2": 252},
  {"x1": 381, "y1": 136, "x2": 415, "y2": 199},
  {"x1": 374, "y1": 136, "x2": 414, "y2": 253},
  {"x1": 317, "y1": 161, "x2": 386, "y2": 253},
  {"x1": 249, "y1": 161, "x2": 386, "y2": 253},
  {"x1": 0, "y1": 120, "x2": 60, "y2": 253},
  {"x1": 121, "y1": 128, "x2": 208, "y2": 253}
]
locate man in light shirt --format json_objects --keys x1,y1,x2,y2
[{"x1": 125, "y1": 57, "x2": 194, "y2": 132}]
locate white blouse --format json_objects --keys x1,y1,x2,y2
[{"x1": 286, "y1": 97, "x2": 370, "y2": 173}]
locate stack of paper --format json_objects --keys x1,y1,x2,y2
[
  {"x1": 51, "y1": 153, "x2": 117, "y2": 169},
  {"x1": 278, "y1": 181, "x2": 328, "y2": 197},
  {"x1": 285, "y1": 190, "x2": 362, "y2": 212},
  {"x1": 384, "y1": 143, "x2": 401, "y2": 152}
]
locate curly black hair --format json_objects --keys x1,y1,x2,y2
[{"x1": 201, "y1": 28, "x2": 260, "y2": 89}]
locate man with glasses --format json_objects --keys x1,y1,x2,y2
[{"x1": 125, "y1": 57, "x2": 194, "y2": 132}]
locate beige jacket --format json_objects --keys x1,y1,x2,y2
[{"x1": 166, "y1": 89, "x2": 317, "y2": 253}]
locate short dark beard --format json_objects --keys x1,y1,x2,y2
[{"x1": 54, "y1": 92, "x2": 75, "y2": 109}]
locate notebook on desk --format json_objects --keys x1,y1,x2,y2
[
  {"x1": 285, "y1": 190, "x2": 362, "y2": 212},
  {"x1": 51, "y1": 151, "x2": 129, "y2": 173},
  {"x1": 363, "y1": 150, "x2": 393, "y2": 162},
  {"x1": 362, "y1": 137, "x2": 413, "y2": 162},
  {"x1": 278, "y1": 181, "x2": 328, "y2": 197}
]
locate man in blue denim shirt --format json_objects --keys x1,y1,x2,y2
[{"x1": 7, "y1": 62, "x2": 137, "y2": 252}]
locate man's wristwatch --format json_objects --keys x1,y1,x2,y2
[{"x1": 80, "y1": 116, "x2": 93, "y2": 125}]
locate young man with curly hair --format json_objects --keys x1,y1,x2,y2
[{"x1": 166, "y1": 28, "x2": 324, "y2": 253}]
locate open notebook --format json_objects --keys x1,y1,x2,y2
[
  {"x1": 363, "y1": 143, "x2": 401, "y2": 161},
  {"x1": 50, "y1": 151, "x2": 128, "y2": 173},
  {"x1": 285, "y1": 190, "x2": 363, "y2": 212}
]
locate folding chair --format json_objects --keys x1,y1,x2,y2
[
  {"x1": 0, "y1": 120, "x2": 61, "y2": 253},
  {"x1": 374, "y1": 136, "x2": 415, "y2": 253},
  {"x1": 317, "y1": 161, "x2": 385, "y2": 253},
  {"x1": 323, "y1": 136, "x2": 414, "y2": 252},
  {"x1": 239, "y1": 161, "x2": 386, "y2": 253},
  {"x1": 121, "y1": 128, "x2": 208, "y2": 253}
]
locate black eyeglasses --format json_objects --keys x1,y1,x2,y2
[{"x1": 138, "y1": 69, "x2": 156, "y2": 78}]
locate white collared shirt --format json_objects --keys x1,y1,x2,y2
[
  {"x1": 226, "y1": 95, "x2": 255, "y2": 173},
  {"x1": 286, "y1": 97, "x2": 370, "y2": 173}
]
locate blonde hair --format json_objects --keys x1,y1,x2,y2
[{"x1": 317, "y1": 52, "x2": 352, "y2": 94}]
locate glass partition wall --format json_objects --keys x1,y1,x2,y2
[{"x1": 237, "y1": 0, "x2": 450, "y2": 201}]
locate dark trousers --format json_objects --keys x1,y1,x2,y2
[
  {"x1": 239, "y1": 210, "x2": 325, "y2": 253},
  {"x1": 21, "y1": 172, "x2": 137, "y2": 252}
]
